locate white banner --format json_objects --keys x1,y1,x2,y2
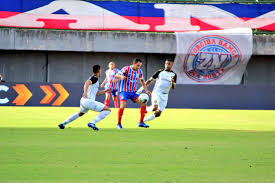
[{"x1": 173, "y1": 28, "x2": 253, "y2": 84}]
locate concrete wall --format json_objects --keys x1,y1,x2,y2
[
  {"x1": 0, "y1": 28, "x2": 274, "y2": 55},
  {"x1": 0, "y1": 51, "x2": 47, "y2": 82},
  {"x1": 0, "y1": 28, "x2": 274, "y2": 85},
  {"x1": 1, "y1": 50, "x2": 275, "y2": 85},
  {"x1": 0, "y1": 50, "x2": 173, "y2": 84}
]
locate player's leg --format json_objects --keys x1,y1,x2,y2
[
  {"x1": 144, "y1": 109, "x2": 162, "y2": 122},
  {"x1": 113, "y1": 96, "x2": 119, "y2": 108},
  {"x1": 146, "y1": 93, "x2": 158, "y2": 112},
  {"x1": 144, "y1": 94, "x2": 167, "y2": 123},
  {"x1": 87, "y1": 101, "x2": 111, "y2": 130},
  {"x1": 117, "y1": 100, "x2": 126, "y2": 129},
  {"x1": 58, "y1": 102, "x2": 87, "y2": 129},
  {"x1": 104, "y1": 92, "x2": 111, "y2": 107},
  {"x1": 112, "y1": 90, "x2": 119, "y2": 108},
  {"x1": 144, "y1": 106, "x2": 159, "y2": 122},
  {"x1": 117, "y1": 92, "x2": 128, "y2": 129},
  {"x1": 134, "y1": 94, "x2": 149, "y2": 128}
]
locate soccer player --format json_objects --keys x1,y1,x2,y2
[
  {"x1": 100, "y1": 61, "x2": 119, "y2": 108},
  {"x1": 137, "y1": 58, "x2": 177, "y2": 122},
  {"x1": 115, "y1": 58, "x2": 151, "y2": 129},
  {"x1": 58, "y1": 65, "x2": 111, "y2": 131}
]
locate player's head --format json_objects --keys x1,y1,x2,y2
[
  {"x1": 93, "y1": 65, "x2": 101, "y2": 77},
  {"x1": 165, "y1": 58, "x2": 174, "y2": 71},
  {"x1": 132, "y1": 58, "x2": 142, "y2": 70},
  {"x1": 108, "y1": 61, "x2": 115, "y2": 70}
]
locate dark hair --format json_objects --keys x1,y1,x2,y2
[
  {"x1": 133, "y1": 58, "x2": 142, "y2": 64},
  {"x1": 166, "y1": 58, "x2": 174, "y2": 62},
  {"x1": 93, "y1": 65, "x2": 101, "y2": 73}
]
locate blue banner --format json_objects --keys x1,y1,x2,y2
[{"x1": 0, "y1": 0, "x2": 274, "y2": 31}]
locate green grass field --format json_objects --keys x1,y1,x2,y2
[{"x1": 0, "y1": 107, "x2": 275, "y2": 183}]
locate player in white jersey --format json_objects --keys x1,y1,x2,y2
[
  {"x1": 137, "y1": 58, "x2": 177, "y2": 122},
  {"x1": 100, "y1": 61, "x2": 120, "y2": 108},
  {"x1": 58, "y1": 65, "x2": 112, "y2": 131}
]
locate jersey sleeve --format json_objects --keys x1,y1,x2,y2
[
  {"x1": 118, "y1": 66, "x2": 128, "y2": 75},
  {"x1": 151, "y1": 69, "x2": 163, "y2": 79},
  {"x1": 89, "y1": 76, "x2": 98, "y2": 84}
]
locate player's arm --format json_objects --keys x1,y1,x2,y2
[
  {"x1": 100, "y1": 77, "x2": 107, "y2": 88},
  {"x1": 137, "y1": 69, "x2": 162, "y2": 93},
  {"x1": 100, "y1": 71, "x2": 108, "y2": 88},
  {"x1": 171, "y1": 73, "x2": 177, "y2": 89},
  {"x1": 96, "y1": 88, "x2": 112, "y2": 96},
  {"x1": 114, "y1": 66, "x2": 127, "y2": 82},
  {"x1": 140, "y1": 78, "x2": 151, "y2": 95},
  {"x1": 82, "y1": 79, "x2": 92, "y2": 98},
  {"x1": 114, "y1": 73, "x2": 125, "y2": 82},
  {"x1": 145, "y1": 77, "x2": 155, "y2": 86}
]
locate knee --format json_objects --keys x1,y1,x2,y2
[
  {"x1": 152, "y1": 106, "x2": 158, "y2": 111},
  {"x1": 120, "y1": 102, "x2": 126, "y2": 108},
  {"x1": 78, "y1": 112, "x2": 85, "y2": 116},
  {"x1": 141, "y1": 103, "x2": 146, "y2": 107},
  {"x1": 103, "y1": 106, "x2": 111, "y2": 112},
  {"x1": 155, "y1": 110, "x2": 161, "y2": 117}
]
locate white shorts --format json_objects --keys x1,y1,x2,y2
[
  {"x1": 151, "y1": 92, "x2": 168, "y2": 112},
  {"x1": 80, "y1": 97, "x2": 105, "y2": 113}
]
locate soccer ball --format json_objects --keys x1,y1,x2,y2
[{"x1": 138, "y1": 93, "x2": 149, "y2": 104}]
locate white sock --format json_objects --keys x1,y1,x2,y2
[
  {"x1": 62, "y1": 113, "x2": 80, "y2": 125},
  {"x1": 144, "y1": 113, "x2": 156, "y2": 122},
  {"x1": 146, "y1": 105, "x2": 153, "y2": 112},
  {"x1": 90, "y1": 110, "x2": 111, "y2": 125}
]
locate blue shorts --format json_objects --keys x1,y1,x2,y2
[
  {"x1": 120, "y1": 92, "x2": 139, "y2": 102},
  {"x1": 107, "y1": 89, "x2": 118, "y2": 97}
]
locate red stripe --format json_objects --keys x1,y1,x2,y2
[
  {"x1": 109, "y1": 71, "x2": 112, "y2": 89},
  {"x1": 0, "y1": 12, "x2": 274, "y2": 32},
  {"x1": 123, "y1": 66, "x2": 129, "y2": 92},
  {"x1": 134, "y1": 69, "x2": 140, "y2": 91},
  {"x1": 129, "y1": 70, "x2": 134, "y2": 92},
  {"x1": 113, "y1": 69, "x2": 117, "y2": 90},
  {"x1": 0, "y1": 11, "x2": 20, "y2": 18}
]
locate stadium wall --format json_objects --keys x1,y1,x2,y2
[
  {"x1": 0, "y1": 28, "x2": 275, "y2": 85},
  {"x1": 1, "y1": 51, "x2": 275, "y2": 85},
  {"x1": 0, "y1": 29, "x2": 274, "y2": 109},
  {"x1": 1, "y1": 82, "x2": 274, "y2": 109}
]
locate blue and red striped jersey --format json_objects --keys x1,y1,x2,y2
[
  {"x1": 104, "y1": 68, "x2": 119, "y2": 90},
  {"x1": 118, "y1": 66, "x2": 143, "y2": 93}
]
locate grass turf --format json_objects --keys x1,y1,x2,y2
[{"x1": 0, "y1": 107, "x2": 275, "y2": 183}]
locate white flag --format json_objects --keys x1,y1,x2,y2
[{"x1": 173, "y1": 28, "x2": 253, "y2": 84}]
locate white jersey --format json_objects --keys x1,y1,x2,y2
[
  {"x1": 80, "y1": 75, "x2": 105, "y2": 113},
  {"x1": 87, "y1": 75, "x2": 99, "y2": 100},
  {"x1": 152, "y1": 69, "x2": 177, "y2": 95}
]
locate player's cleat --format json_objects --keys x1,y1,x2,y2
[
  {"x1": 88, "y1": 123, "x2": 99, "y2": 131},
  {"x1": 116, "y1": 124, "x2": 123, "y2": 129},
  {"x1": 58, "y1": 123, "x2": 65, "y2": 129},
  {"x1": 138, "y1": 122, "x2": 149, "y2": 128}
]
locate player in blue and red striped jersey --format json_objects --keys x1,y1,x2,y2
[
  {"x1": 100, "y1": 61, "x2": 120, "y2": 108},
  {"x1": 115, "y1": 58, "x2": 151, "y2": 129}
]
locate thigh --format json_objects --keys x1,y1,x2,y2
[
  {"x1": 85, "y1": 100, "x2": 105, "y2": 112},
  {"x1": 111, "y1": 89, "x2": 118, "y2": 97},
  {"x1": 158, "y1": 95, "x2": 168, "y2": 112},
  {"x1": 151, "y1": 93, "x2": 158, "y2": 107},
  {"x1": 80, "y1": 98, "x2": 89, "y2": 113},
  {"x1": 120, "y1": 92, "x2": 129, "y2": 102},
  {"x1": 131, "y1": 92, "x2": 140, "y2": 103}
]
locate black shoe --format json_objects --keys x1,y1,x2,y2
[{"x1": 58, "y1": 123, "x2": 65, "y2": 129}]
